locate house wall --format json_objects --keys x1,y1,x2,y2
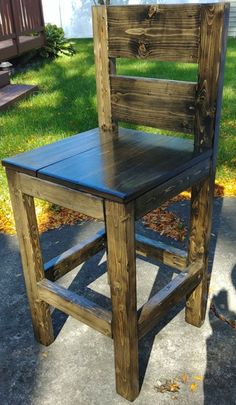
[
  {"x1": 42, "y1": 0, "x2": 236, "y2": 39},
  {"x1": 229, "y1": 1, "x2": 236, "y2": 37}
]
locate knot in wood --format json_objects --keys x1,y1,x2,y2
[
  {"x1": 121, "y1": 214, "x2": 131, "y2": 223},
  {"x1": 148, "y1": 5, "x2": 159, "y2": 18},
  {"x1": 111, "y1": 94, "x2": 119, "y2": 104},
  {"x1": 138, "y1": 41, "x2": 148, "y2": 58},
  {"x1": 112, "y1": 281, "x2": 121, "y2": 293}
]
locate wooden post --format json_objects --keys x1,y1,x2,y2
[
  {"x1": 105, "y1": 201, "x2": 139, "y2": 401},
  {"x1": 6, "y1": 169, "x2": 54, "y2": 345},
  {"x1": 92, "y1": 5, "x2": 117, "y2": 134},
  {"x1": 186, "y1": 3, "x2": 230, "y2": 326},
  {"x1": 186, "y1": 178, "x2": 212, "y2": 326}
]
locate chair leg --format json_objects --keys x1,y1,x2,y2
[
  {"x1": 6, "y1": 169, "x2": 54, "y2": 346},
  {"x1": 105, "y1": 200, "x2": 139, "y2": 402},
  {"x1": 185, "y1": 177, "x2": 214, "y2": 327}
]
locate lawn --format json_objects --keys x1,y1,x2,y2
[{"x1": 0, "y1": 38, "x2": 235, "y2": 233}]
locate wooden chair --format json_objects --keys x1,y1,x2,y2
[{"x1": 2, "y1": 4, "x2": 229, "y2": 401}]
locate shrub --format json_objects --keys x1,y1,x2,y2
[{"x1": 39, "y1": 24, "x2": 76, "y2": 58}]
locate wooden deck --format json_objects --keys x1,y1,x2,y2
[
  {"x1": 0, "y1": 83, "x2": 38, "y2": 111},
  {"x1": 0, "y1": 36, "x2": 44, "y2": 61}
]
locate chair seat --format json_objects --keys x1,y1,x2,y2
[{"x1": 3, "y1": 127, "x2": 211, "y2": 202}]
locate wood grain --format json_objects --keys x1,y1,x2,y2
[
  {"x1": 135, "y1": 157, "x2": 211, "y2": 218},
  {"x1": 37, "y1": 279, "x2": 112, "y2": 338},
  {"x1": 0, "y1": 84, "x2": 38, "y2": 111},
  {"x1": 37, "y1": 130, "x2": 210, "y2": 203},
  {"x1": 186, "y1": 3, "x2": 230, "y2": 327},
  {"x1": 2, "y1": 128, "x2": 105, "y2": 176},
  {"x1": 0, "y1": 71, "x2": 10, "y2": 88},
  {"x1": 92, "y1": 5, "x2": 116, "y2": 133},
  {"x1": 3, "y1": 128, "x2": 207, "y2": 204},
  {"x1": 18, "y1": 173, "x2": 104, "y2": 220},
  {"x1": 138, "y1": 260, "x2": 203, "y2": 339},
  {"x1": 45, "y1": 229, "x2": 106, "y2": 281},
  {"x1": 6, "y1": 169, "x2": 54, "y2": 346},
  {"x1": 136, "y1": 233, "x2": 187, "y2": 271},
  {"x1": 105, "y1": 201, "x2": 139, "y2": 401},
  {"x1": 194, "y1": 3, "x2": 229, "y2": 151},
  {"x1": 110, "y1": 75, "x2": 196, "y2": 133},
  {"x1": 107, "y1": 4, "x2": 201, "y2": 62}
]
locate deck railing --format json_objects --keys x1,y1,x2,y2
[
  {"x1": 0, "y1": 0, "x2": 45, "y2": 60},
  {"x1": 0, "y1": 0, "x2": 15, "y2": 40}
]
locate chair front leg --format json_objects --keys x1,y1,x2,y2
[
  {"x1": 185, "y1": 177, "x2": 214, "y2": 327},
  {"x1": 6, "y1": 169, "x2": 54, "y2": 346},
  {"x1": 105, "y1": 200, "x2": 139, "y2": 401}
]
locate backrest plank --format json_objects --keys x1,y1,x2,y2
[
  {"x1": 92, "y1": 4, "x2": 229, "y2": 142},
  {"x1": 111, "y1": 76, "x2": 196, "y2": 133},
  {"x1": 107, "y1": 5, "x2": 201, "y2": 62}
]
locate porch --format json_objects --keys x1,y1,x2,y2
[{"x1": 0, "y1": 0, "x2": 45, "y2": 62}]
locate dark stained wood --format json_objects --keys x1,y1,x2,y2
[
  {"x1": 37, "y1": 279, "x2": 112, "y2": 338},
  {"x1": 186, "y1": 3, "x2": 230, "y2": 327},
  {"x1": 6, "y1": 169, "x2": 54, "y2": 346},
  {"x1": 135, "y1": 157, "x2": 211, "y2": 218},
  {"x1": 0, "y1": 39, "x2": 17, "y2": 61},
  {"x1": 110, "y1": 75, "x2": 196, "y2": 133},
  {"x1": 0, "y1": 71, "x2": 10, "y2": 88},
  {"x1": 194, "y1": 3, "x2": 230, "y2": 152},
  {"x1": 186, "y1": 179, "x2": 212, "y2": 327},
  {"x1": 18, "y1": 173, "x2": 104, "y2": 221},
  {"x1": 92, "y1": 6, "x2": 116, "y2": 133},
  {"x1": 2, "y1": 128, "x2": 108, "y2": 175},
  {"x1": 138, "y1": 260, "x2": 203, "y2": 339},
  {"x1": 18, "y1": 35, "x2": 44, "y2": 54},
  {"x1": 107, "y1": 4, "x2": 201, "y2": 62},
  {"x1": 3, "y1": 128, "x2": 211, "y2": 203},
  {"x1": 105, "y1": 201, "x2": 139, "y2": 401},
  {"x1": 135, "y1": 233, "x2": 187, "y2": 271},
  {"x1": 0, "y1": 84, "x2": 38, "y2": 111},
  {"x1": 37, "y1": 130, "x2": 211, "y2": 203},
  {"x1": 2, "y1": 5, "x2": 229, "y2": 402},
  {"x1": 0, "y1": 0, "x2": 45, "y2": 61},
  {"x1": 45, "y1": 229, "x2": 106, "y2": 281}
]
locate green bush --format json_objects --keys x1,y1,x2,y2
[{"x1": 40, "y1": 24, "x2": 76, "y2": 58}]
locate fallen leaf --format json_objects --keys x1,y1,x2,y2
[
  {"x1": 194, "y1": 376, "x2": 203, "y2": 381},
  {"x1": 155, "y1": 380, "x2": 180, "y2": 394},
  {"x1": 190, "y1": 383, "x2": 198, "y2": 392},
  {"x1": 181, "y1": 373, "x2": 189, "y2": 384}
]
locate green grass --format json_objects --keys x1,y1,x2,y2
[{"x1": 0, "y1": 38, "x2": 235, "y2": 232}]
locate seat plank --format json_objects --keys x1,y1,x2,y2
[
  {"x1": 2, "y1": 128, "x2": 109, "y2": 175},
  {"x1": 38, "y1": 129, "x2": 211, "y2": 202}
]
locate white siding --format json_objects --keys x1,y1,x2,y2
[
  {"x1": 42, "y1": 0, "x2": 236, "y2": 39},
  {"x1": 229, "y1": 1, "x2": 236, "y2": 37}
]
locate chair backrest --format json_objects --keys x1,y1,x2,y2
[{"x1": 92, "y1": 3, "x2": 229, "y2": 157}]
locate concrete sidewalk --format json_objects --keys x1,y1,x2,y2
[{"x1": 0, "y1": 197, "x2": 235, "y2": 405}]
